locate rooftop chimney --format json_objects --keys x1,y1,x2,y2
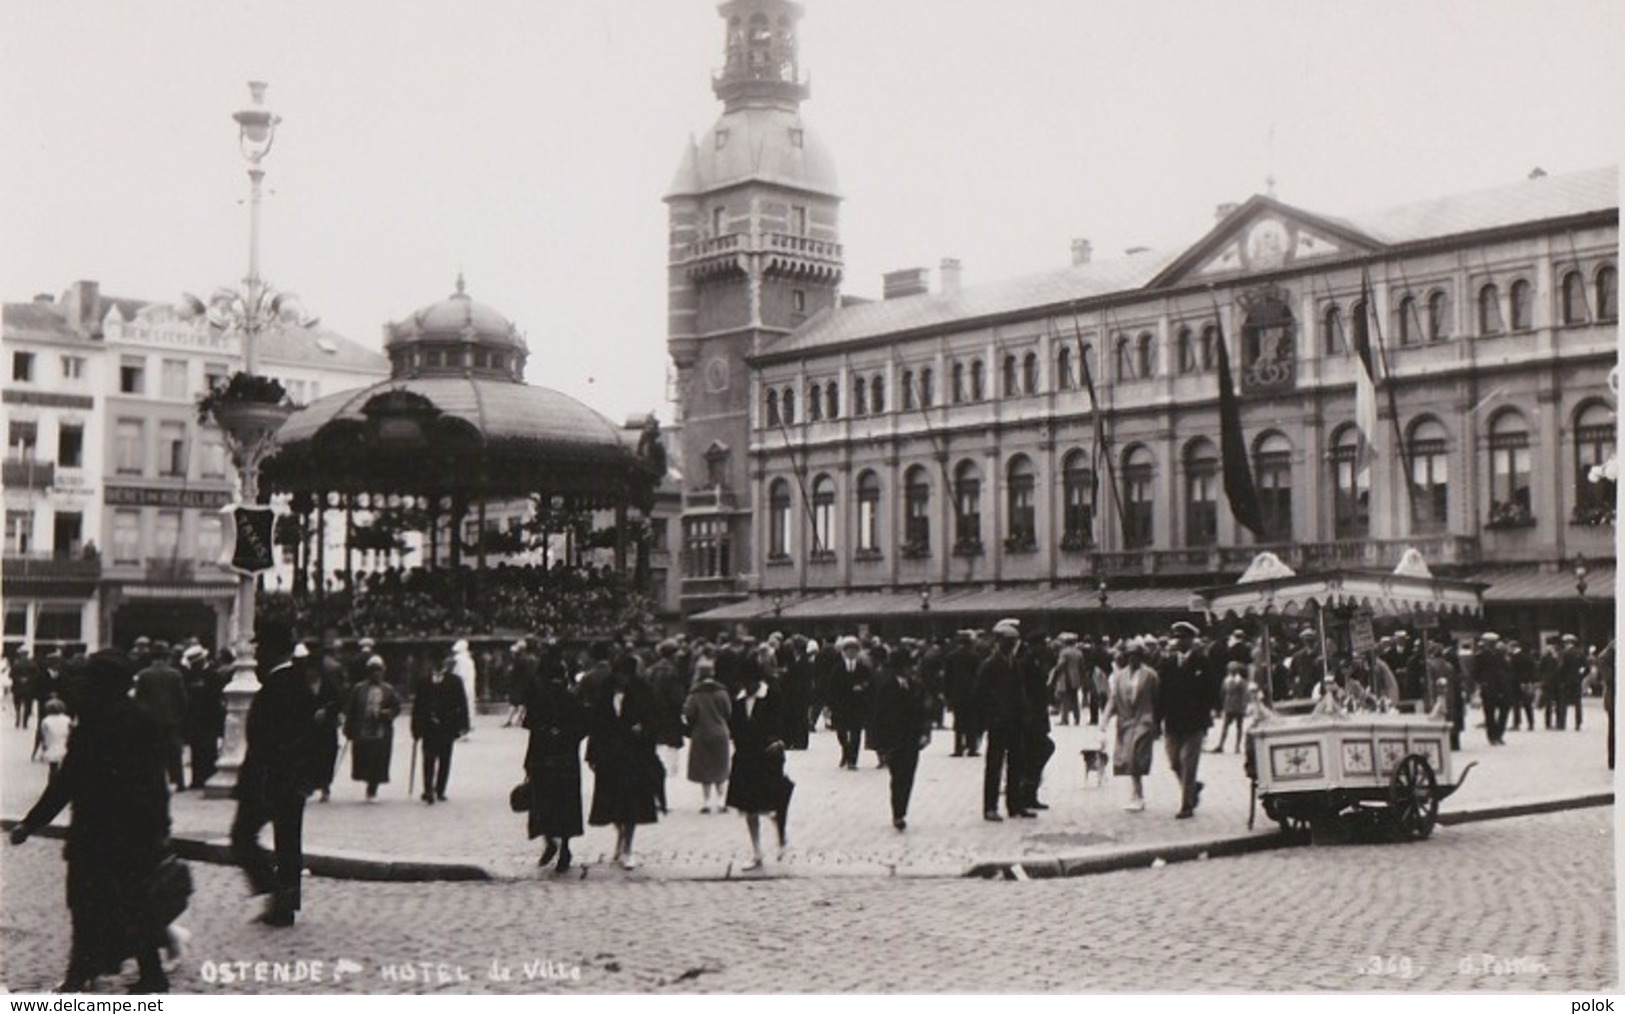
[
  {"x1": 63, "y1": 280, "x2": 100, "y2": 333},
  {"x1": 939, "y1": 258, "x2": 962, "y2": 295},
  {"x1": 1528, "y1": 167, "x2": 1548, "y2": 180},
  {"x1": 1124, "y1": 246, "x2": 1150, "y2": 256},
  {"x1": 33, "y1": 293, "x2": 53, "y2": 304},
  {"x1": 1071, "y1": 238, "x2": 1093, "y2": 266},
  {"x1": 883, "y1": 267, "x2": 930, "y2": 300},
  {"x1": 1215, "y1": 202, "x2": 1240, "y2": 223}
]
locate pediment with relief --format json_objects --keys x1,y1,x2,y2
[{"x1": 1151, "y1": 198, "x2": 1383, "y2": 289}]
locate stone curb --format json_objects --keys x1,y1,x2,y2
[{"x1": 6, "y1": 790, "x2": 1612, "y2": 884}]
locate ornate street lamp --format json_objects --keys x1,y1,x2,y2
[
  {"x1": 772, "y1": 592, "x2": 784, "y2": 618},
  {"x1": 185, "y1": 82, "x2": 308, "y2": 798},
  {"x1": 919, "y1": 584, "x2": 932, "y2": 611}
]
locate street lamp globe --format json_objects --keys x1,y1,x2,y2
[{"x1": 234, "y1": 81, "x2": 280, "y2": 162}]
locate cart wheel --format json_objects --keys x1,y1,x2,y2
[{"x1": 1388, "y1": 754, "x2": 1439, "y2": 840}]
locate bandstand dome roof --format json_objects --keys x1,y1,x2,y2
[{"x1": 262, "y1": 282, "x2": 665, "y2": 509}]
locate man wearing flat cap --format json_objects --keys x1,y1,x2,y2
[
  {"x1": 133, "y1": 641, "x2": 188, "y2": 792},
  {"x1": 181, "y1": 644, "x2": 227, "y2": 789},
  {"x1": 828, "y1": 636, "x2": 873, "y2": 770},
  {"x1": 944, "y1": 631, "x2": 984, "y2": 757},
  {"x1": 1158, "y1": 621, "x2": 1218, "y2": 819},
  {"x1": 1556, "y1": 634, "x2": 1588, "y2": 731},
  {"x1": 1286, "y1": 629, "x2": 1322, "y2": 701},
  {"x1": 1475, "y1": 633, "x2": 1512, "y2": 746},
  {"x1": 975, "y1": 621, "x2": 1031, "y2": 820}
]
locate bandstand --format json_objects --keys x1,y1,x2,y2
[{"x1": 258, "y1": 279, "x2": 665, "y2": 648}]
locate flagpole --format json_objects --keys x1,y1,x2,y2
[{"x1": 1070, "y1": 302, "x2": 1127, "y2": 548}]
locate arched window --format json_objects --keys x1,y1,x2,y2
[
  {"x1": 1323, "y1": 304, "x2": 1346, "y2": 355},
  {"x1": 1407, "y1": 417, "x2": 1450, "y2": 533},
  {"x1": 768, "y1": 478, "x2": 792, "y2": 559},
  {"x1": 765, "y1": 388, "x2": 780, "y2": 427},
  {"x1": 1056, "y1": 346, "x2": 1074, "y2": 390},
  {"x1": 1115, "y1": 336, "x2": 1134, "y2": 380},
  {"x1": 853, "y1": 376, "x2": 867, "y2": 416},
  {"x1": 1397, "y1": 294, "x2": 1418, "y2": 346},
  {"x1": 856, "y1": 470, "x2": 882, "y2": 553},
  {"x1": 1136, "y1": 332, "x2": 1156, "y2": 378},
  {"x1": 1122, "y1": 446, "x2": 1155, "y2": 549},
  {"x1": 811, "y1": 474, "x2": 836, "y2": 556},
  {"x1": 1487, "y1": 410, "x2": 1533, "y2": 528},
  {"x1": 825, "y1": 383, "x2": 839, "y2": 420},
  {"x1": 1509, "y1": 279, "x2": 1533, "y2": 331},
  {"x1": 1006, "y1": 455, "x2": 1035, "y2": 548},
  {"x1": 807, "y1": 383, "x2": 822, "y2": 422},
  {"x1": 953, "y1": 460, "x2": 982, "y2": 550},
  {"x1": 1574, "y1": 401, "x2": 1618, "y2": 522},
  {"x1": 951, "y1": 362, "x2": 966, "y2": 404},
  {"x1": 919, "y1": 367, "x2": 935, "y2": 407},
  {"x1": 1080, "y1": 343, "x2": 1097, "y2": 388},
  {"x1": 1598, "y1": 265, "x2": 1618, "y2": 320},
  {"x1": 870, "y1": 374, "x2": 886, "y2": 414},
  {"x1": 1177, "y1": 327, "x2": 1196, "y2": 374},
  {"x1": 1479, "y1": 284, "x2": 1503, "y2": 335},
  {"x1": 970, "y1": 359, "x2": 986, "y2": 401},
  {"x1": 904, "y1": 465, "x2": 931, "y2": 553},
  {"x1": 1200, "y1": 325, "x2": 1218, "y2": 371},
  {"x1": 1427, "y1": 290, "x2": 1451, "y2": 342},
  {"x1": 1330, "y1": 424, "x2": 1369, "y2": 539},
  {"x1": 1002, "y1": 354, "x2": 1019, "y2": 397},
  {"x1": 1061, "y1": 449, "x2": 1094, "y2": 547},
  {"x1": 901, "y1": 370, "x2": 916, "y2": 410},
  {"x1": 1562, "y1": 270, "x2": 1588, "y2": 324},
  {"x1": 1253, "y1": 432, "x2": 1293, "y2": 542},
  {"x1": 781, "y1": 387, "x2": 796, "y2": 425},
  {"x1": 1183, "y1": 438, "x2": 1218, "y2": 548},
  {"x1": 1022, "y1": 352, "x2": 1039, "y2": 393}
]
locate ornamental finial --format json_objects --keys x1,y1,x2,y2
[{"x1": 455, "y1": 271, "x2": 466, "y2": 297}]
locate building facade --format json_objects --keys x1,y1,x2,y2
[
  {"x1": 689, "y1": 167, "x2": 1619, "y2": 639},
  {"x1": 2, "y1": 279, "x2": 389, "y2": 655}
]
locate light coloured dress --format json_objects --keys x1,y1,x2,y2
[{"x1": 1107, "y1": 664, "x2": 1159, "y2": 777}]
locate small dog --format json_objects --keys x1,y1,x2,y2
[{"x1": 1079, "y1": 748, "x2": 1109, "y2": 786}]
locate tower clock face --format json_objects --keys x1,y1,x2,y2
[{"x1": 704, "y1": 355, "x2": 730, "y2": 393}]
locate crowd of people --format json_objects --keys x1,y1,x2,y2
[
  {"x1": 258, "y1": 563, "x2": 651, "y2": 643},
  {"x1": 4, "y1": 612, "x2": 1616, "y2": 993}
]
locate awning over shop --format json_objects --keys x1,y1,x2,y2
[
  {"x1": 1479, "y1": 566, "x2": 1616, "y2": 602},
  {"x1": 929, "y1": 586, "x2": 1071, "y2": 615},
  {"x1": 1050, "y1": 586, "x2": 1197, "y2": 612}
]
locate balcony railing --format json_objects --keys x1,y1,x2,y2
[
  {"x1": 2, "y1": 459, "x2": 54, "y2": 489},
  {"x1": 2, "y1": 551, "x2": 100, "y2": 581},
  {"x1": 1089, "y1": 536, "x2": 1481, "y2": 577},
  {"x1": 145, "y1": 557, "x2": 195, "y2": 582}
]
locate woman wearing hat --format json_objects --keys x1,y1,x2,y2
[
  {"x1": 522, "y1": 651, "x2": 587, "y2": 872},
  {"x1": 586, "y1": 654, "x2": 661, "y2": 870},
  {"x1": 682, "y1": 657, "x2": 732, "y2": 812},
  {"x1": 725, "y1": 662, "x2": 793, "y2": 869},
  {"x1": 10, "y1": 649, "x2": 175, "y2": 992},
  {"x1": 343, "y1": 657, "x2": 402, "y2": 800},
  {"x1": 1100, "y1": 637, "x2": 1159, "y2": 812}
]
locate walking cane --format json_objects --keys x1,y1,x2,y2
[{"x1": 408, "y1": 737, "x2": 418, "y2": 797}]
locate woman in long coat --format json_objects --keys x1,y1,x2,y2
[
  {"x1": 725, "y1": 665, "x2": 793, "y2": 870},
  {"x1": 682, "y1": 657, "x2": 732, "y2": 811},
  {"x1": 523, "y1": 660, "x2": 586, "y2": 872},
  {"x1": 10, "y1": 650, "x2": 173, "y2": 993},
  {"x1": 343, "y1": 657, "x2": 402, "y2": 800},
  {"x1": 586, "y1": 656, "x2": 660, "y2": 870},
  {"x1": 1100, "y1": 637, "x2": 1159, "y2": 812}
]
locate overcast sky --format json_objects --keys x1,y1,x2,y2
[{"x1": 4, "y1": 0, "x2": 1621, "y2": 422}]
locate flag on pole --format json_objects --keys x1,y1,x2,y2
[
  {"x1": 1213, "y1": 311, "x2": 1267, "y2": 540},
  {"x1": 1351, "y1": 270, "x2": 1382, "y2": 480}
]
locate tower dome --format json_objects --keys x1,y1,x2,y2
[{"x1": 383, "y1": 274, "x2": 530, "y2": 381}]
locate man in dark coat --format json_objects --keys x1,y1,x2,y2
[
  {"x1": 10, "y1": 648, "x2": 39, "y2": 729},
  {"x1": 412, "y1": 660, "x2": 471, "y2": 804},
  {"x1": 943, "y1": 631, "x2": 983, "y2": 757},
  {"x1": 1507, "y1": 638, "x2": 1537, "y2": 731},
  {"x1": 231, "y1": 639, "x2": 325, "y2": 927},
  {"x1": 827, "y1": 637, "x2": 873, "y2": 770},
  {"x1": 1475, "y1": 633, "x2": 1513, "y2": 745},
  {"x1": 976, "y1": 621, "x2": 1030, "y2": 821},
  {"x1": 506, "y1": 639, "x2": 541, "y2": 727},
  {"x1": 871, "y1": 646, "x2": 932, "y2": 830},
  {"x1": 304, "y1": 641, "x2": 347, "y2": 802},
  {"x1": 1285, "y1": 630, "x2": 1322, "y2": 700},
  {"x1": 344, "y1": 657, "x2": 402, "y2": 799},
  {"x1": 1014, "y1": 636, "x2": 1056, "y2": 812},
  {"x1": 180, "y1": 645, "x2": 227, "y2": 789},
  {"x1": 11, "y1": 649, "x2": 173, "y2": 992},
  {"x1": 1556, "y1": 634, "x2": 1588, "y2": 730},
  {"x1": 133, "y1": 643, "x2": 188, "y2": 791},
  {"x1": 642, "y1": 640, "x2": 688, "y2": 812},
  {"x1": 779, "y1": 637, "x2": 815, "y2": 750},
  {"x1": 1158, "y1": 622, "x2": 1219, "y2": 819}
]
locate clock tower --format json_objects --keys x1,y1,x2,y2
[{"x1": 666, "y1": 0, "x2": 842, "y2": 614}]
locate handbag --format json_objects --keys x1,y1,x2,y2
[
  {"x1": 509, "y1": 780, "x2": 531, "y2": 814},
  {"x1": 146, "y1": 854, "x2": 193, "y2": 928}
]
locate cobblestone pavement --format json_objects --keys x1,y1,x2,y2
[
  {"x1": 3, "y1": 707, "x2": 1612, "y2": 878},
  {"x1": 0, "y1": 808, "x2": 1613, "y2": 993}
]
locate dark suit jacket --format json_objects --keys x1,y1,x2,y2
[
  {"x1": 872, "y1": 671, "x2": 931, "y2": 754},
  {"x1": 238, "y1": 660, "x2": 325, "y2": 803}
]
